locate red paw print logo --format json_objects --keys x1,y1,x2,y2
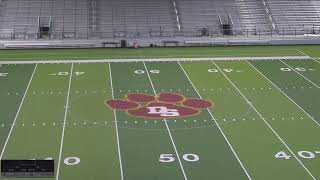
[{"x1": 105, "y1": 92, "x2": 214, "y2": 119}]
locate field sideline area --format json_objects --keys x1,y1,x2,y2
[{"x1": 0, "y1": 45, "x2": 320, "y2": 180}]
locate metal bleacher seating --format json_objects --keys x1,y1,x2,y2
[
  {"x1": 97, "y1": 0, "x2": 175, "y2": 38},
  {"x1": 266, "y1": 0, "x2": 320, "y2": 35},
  {"x1": 0, "y1": 0, "x2": 320, "y2": 40},
  {"x1": 176, "y1": 0, "x2": 271, "y2": 36},
  {"x1": 0, "y1": 0, "x2": 89, "y2": 39}
]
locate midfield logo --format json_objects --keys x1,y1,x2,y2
[{"x1": 105, "y1": 92, "x2": 214, "y2": 119}]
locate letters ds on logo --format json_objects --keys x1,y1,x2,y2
[{"x1": 105, "y1": 92, "x2": 214, "y2": 119}]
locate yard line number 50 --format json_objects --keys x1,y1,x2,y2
[{"x1": 159, "y1": 153, "x2": 199, "y2": 163}]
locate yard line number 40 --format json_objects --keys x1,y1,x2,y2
[
  {"x1": 30, "y1": 157, "x2": 81, "y2": 166},
  {"x1": 0, "y1": 72, "x2": 8, "y2": 77},
  {"x1": 49, "y1": 72, "x2": 85, "y2": 76},
  {"x1": 275, "y1": 150, "x2": 320, "y2": 160}
]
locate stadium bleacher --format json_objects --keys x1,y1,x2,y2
[{"x1": 0, "y1": 0, "x2": 319, "y2": 45}]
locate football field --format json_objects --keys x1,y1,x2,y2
[{"x1": 0, "y1": 47, "x2": 320, "y2": 180}]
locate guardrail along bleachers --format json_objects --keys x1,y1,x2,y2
[
  {"x1": 98, "y1": 0, "x2": 174, "y2": 38},
  {"x1": 266, "y1": 0, "x2": 320, "y2": 34},
  {"x1": 177, "y1": 0, "x2": 270, "y2": 36}
]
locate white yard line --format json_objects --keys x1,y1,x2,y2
[
  {"x1": 108, "y1": 63, "x2": 124, "y2": 180},
  {"x1": 296, "y1": 49, "x2": 320, "y2": 64},
  {"x1": 177, "y1": 61, "x2": 252, "y2": 180},
  {"x1": 56, "y1": 63, "x2": 74, "y2": 180},
  {"x1": 280, "y1": 60, "x2": 320, "y2": 88},
  {"x1": 0, "y1": 56, "x2": 309, "y2": 65},
  {"x1": 142, "y1": 61, "x2": 188, "y2": 180},
  {"x1": 0, "y1": 64, "x2": 37, "y2": 160},
  {"x1": 211, "y1": 61, "x2": 316, "y2": 180},
  {"x1": 247, "y1": 61, "x2": 320, "y2": 128}
]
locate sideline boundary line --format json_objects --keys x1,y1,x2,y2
[
  {"x1": 0, "y1": 56, "x2": 309, "y2": 65},
  {"x1": 296, "y1": 49, "x2": 320, "y2": 64},
  {"x1": 0, "y1": 64, "x2": 37, "y2": 160},
  {"x1": 212, "y1": 61, "x2": 316, "y2": 180},
  {"x1": 280, "y1": 60, "x2": 320, "y2": 88},
  {"x1": 56, "y1": 63, "x2": 74, "y2": 180},
  {"x1": 178, "y1": 61, "x2": 252, "y2": 180},
  {"x1": 143, "y1": 61, "x2": 188, "y2": 180},
  {"x1": 108, "y1": 63, "x2": 124, "y2": 180},
  {"x1": 247, "y1": 61, "x2": 320, "y2": 127}
]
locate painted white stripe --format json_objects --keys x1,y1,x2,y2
[
  {"x1": 280, "y1": 60, "x2": 320, "y2": 88},
  {"x1": 212, "y1": 61, "x2": 316, "y2": 180},
  {"x1": 247, "y1": 61, "x2": 320, "y2": 128},
  {"x1": 0, "y1": 56, "x2": 309, "y2": 65},
  {"x1": 142, "y1": 61, "x2": 188, "y2": 180},
  {"x1": 108, "y1": 63, "x2": 124, "y2": 180},
  {"x1": 296, "y1": 49, "x2": 320, "y2": 65},
  {"x1": 56, "y1": 63, "x2": 74, "y2": 180},
  {"x1": 0, "y1": 64, "x2": 38, "y2": 160},
  {"x1": 177, "y1": 61, "x2": 252, "y2": 180}
]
